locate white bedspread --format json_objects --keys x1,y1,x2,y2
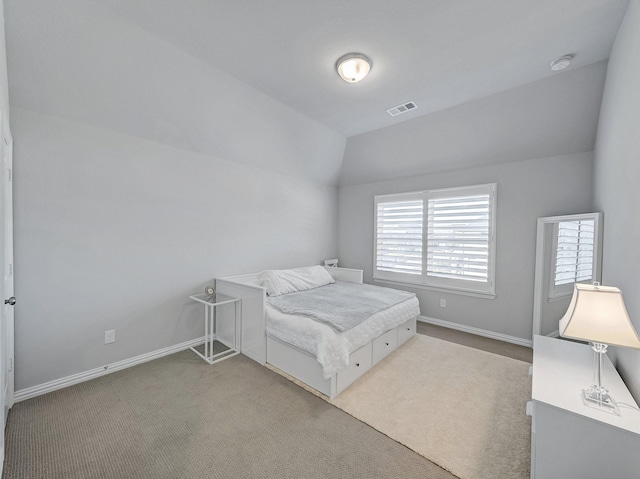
[
  {"x1": 267, "y1": 281, "x2": 415, "y2": 332},
  {"x1": 266, "y1": 296, "x2": 420, "y2": 379}
]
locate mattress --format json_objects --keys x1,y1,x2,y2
[{"x1": 266, "y1": 295, "x2": 420, "y2": 379}]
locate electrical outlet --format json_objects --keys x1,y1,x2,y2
[
  {"x1": 104, "y1": 330, "x2": 116, "y2": 344},
  {"x1": 440, "y1": 299, "x2": 447, "y2": 308}
]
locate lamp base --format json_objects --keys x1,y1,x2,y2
[{"x1": 582, "y1": 385, "x2": 620, "y2": 415}]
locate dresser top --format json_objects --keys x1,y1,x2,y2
[{"x1": 533, "y1": 335, "x2": 640, "y2": 435}]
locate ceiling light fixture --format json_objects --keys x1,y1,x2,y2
[
  {"x1": 336, "y1": 53, "x2": 371, "y2": 83},
  {"x1": 550, "y1": 55, "x2": 573, "y2": 71}
]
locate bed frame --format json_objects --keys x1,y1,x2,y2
[{"x1": 215, "y1": 266, "x2": 417, "y2": 399}]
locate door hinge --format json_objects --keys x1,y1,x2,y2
[
  {"x1": 7, "y1": 168, "x2": 11, "y2": 182},
  {"x1": 9, "y1": 263, "x2": 12, "y2": 276},
  {"x1": 8, "y1": 358, "x2": 13, "y2": 373}
]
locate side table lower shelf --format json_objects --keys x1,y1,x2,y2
[{"x1": 189, "y1": 293, "x2": 242, "y2": 364}]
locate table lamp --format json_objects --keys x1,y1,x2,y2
[{"x1": 559, "y1": 282, "x2": 640, "y2": 415}]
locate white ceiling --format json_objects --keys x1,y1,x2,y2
[{"x1": 94, "y1": 0, "x2": 630, "y2": 137}]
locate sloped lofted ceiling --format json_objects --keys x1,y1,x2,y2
[
  {"x1": 4, "y1": 0, "x2": 630, "y2": 186},
  {"x1": 94, "y1": 0, "x2": 629, "y2": 137},
  {"x1": 340, "y1": 61, "x2": 607, "y2": 185}
]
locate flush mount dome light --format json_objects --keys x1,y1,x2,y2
[
  {"x1": 336, "y1": 53, "x2": 371, "y2": 83},
  {"x1": 550, "y1": 55, "x2": 573, "y2": 71}
]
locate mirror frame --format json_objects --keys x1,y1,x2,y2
[{"x1": 532, "y1": 212, "x2": 603, "y2": 338}]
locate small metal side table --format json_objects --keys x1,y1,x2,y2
[{"x1": 189, "y1": 293, "x2": 242, "y2": 364}]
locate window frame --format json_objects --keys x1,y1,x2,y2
[{"x1": 373, "y1": 183, "x2": 497, "y2": 298}]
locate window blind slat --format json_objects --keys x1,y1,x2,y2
[
  {"x1": 376, "y1": 199, "x2": 424, "y2": 276},
  {"x1": 553, "y1": 219, "x2": 596, "y2": 287},
  {"x1": 426, "y1": 193, "x2": 491, "y2": 282}
]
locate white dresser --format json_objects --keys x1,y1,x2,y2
[{"x1": 531, "y1": 335, "x2": 640, "y2": 478}]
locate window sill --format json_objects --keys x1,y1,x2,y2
[{"x1": 372, "y1": 277, "x2": 496, "y2": 300}]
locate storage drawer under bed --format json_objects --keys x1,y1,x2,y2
[
  {"x1": 397, "y1": 317, "x2": 417, "y2": 346},
  {"x1": 336, "y1": 342, "x2": 372, "y2": 394},
  {"x1": 372, "y1": 328, "x2": 398, "y2": 365}
]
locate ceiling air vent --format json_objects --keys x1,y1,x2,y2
[{"x1": 386, "y1": 101, "x2": 418, "y2": 117}]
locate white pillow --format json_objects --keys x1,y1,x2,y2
[{"x1": 259, "y1": 266, "x2": 335, "y2": 296}]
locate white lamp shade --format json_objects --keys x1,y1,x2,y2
[
  {"x1": 559, "y1": 283, "x2": 640, "y2": 349},
  {"x1": 336, "y1": 54, "x2": 371, "y2": 83}
]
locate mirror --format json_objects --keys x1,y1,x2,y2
[{"x1": 532, "y1": 212, "x2": 603, "y2": 338}]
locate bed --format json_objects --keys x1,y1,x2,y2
[{"x1": 215, "y1": 265, "x2": 420, "y2": 398}]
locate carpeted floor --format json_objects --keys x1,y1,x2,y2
[
  {"x1": 2, "y1": 347, "x2": 456, "y2": 479},
  {"x1": 2, "y1": 326, "x2": 531, "y2": 479},
  {"x1": 417, "y1": 322, "x2": 533, "y2": 363}
]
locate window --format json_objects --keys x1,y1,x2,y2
[
  {"x1": 549, "y1": 218, "x2": 596, "y2": 299},
  {"x1": 374, "y1": 184, "x2": 496, "y2": 297},
  {"x1": 375, "y1": 193, "x2": 424, "y2": 278}
]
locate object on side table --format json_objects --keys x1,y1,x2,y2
[{"x1": 559, "y1": 282, "x2": 640, "y2": 415}]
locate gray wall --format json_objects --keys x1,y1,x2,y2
[
  {"x1": 338, "y1": 153, "x2": 594, "y2": 341},
  {"x1": 593, "y1": 0, "x2": 640, "y2": 400},
  {"x1": 8, "y1": 0, "x2": 345, "y2": 391},
  {"x1": 12, "y1": 112, "x2": 340, "y2": 392},
  {"x1": 0, "y1": 0, "x2": 7, "y2": 111}
]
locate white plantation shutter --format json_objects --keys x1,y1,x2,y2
[
  {"x1": 427, "y1": 192, "x2": 491, "y2": 283},
  {"x1": 374, "y1": 184, "x2": 496, "y2": 296},
  {"x1": 554, "y1": 219, "x2": 595, "y2": 286},
  {"x1": 375, "y1": 194, "x2": 424, "y2": 280}
]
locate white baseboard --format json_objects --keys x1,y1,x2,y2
[
  {"x1": 14, "y1": 337, "x2": 205, "y2": 403},
  {"x1": 418, "y1": 316, "x2": 533, "y2": 348}
]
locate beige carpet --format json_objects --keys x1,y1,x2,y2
[{"x1": 330, "y1": 335, "x2": 532, "y2": 479}]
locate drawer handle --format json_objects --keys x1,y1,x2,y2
[
  {"x1": 406, "y1": 327, "x2": 410, "y2": 331},
  {"x1": 385, "y1": 342, "x2": 389, "y2": 346},
  {"x1": 355, "y1": 362, "x2": 360, "y2": 367}
]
